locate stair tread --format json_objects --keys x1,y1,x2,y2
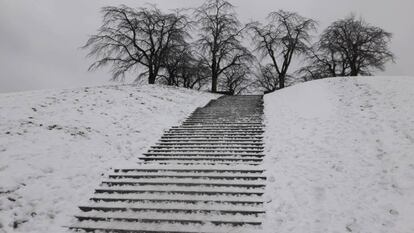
[
  {"x1": 79, "y1": 203, "x2": 265, "y2": 214},
  {"x1": 110, "y1": 172, "x2": 266, "y2": 178},
  {"x1": 75, "y1": 211, "x2": 262, "y2": 223},
  {"x1": 102, "y1": 178, "x2": 266, "y2": 186},
  {"x1": 91, "y1": 193, "x2": 264, "y2": 202},
  {"x1": 141, "y1": 157, "x2": 265, "y2": 160},
  {"x1": 70, "y1": 221, "x2": 262, "y2": 233},
  {"x1": 114, "y1": 164, "x2": 265, "y2": 171},
  {"x1": 95, "y1": 186, "x2": 264, "y2": 195}
]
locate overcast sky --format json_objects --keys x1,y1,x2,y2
[{"x1": 1, "y1": 0, "x2": 413, "y2": 93}]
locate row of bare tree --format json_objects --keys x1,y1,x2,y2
[{"x1": 84, "y1": 0, "x2": 394, "y2": 94}]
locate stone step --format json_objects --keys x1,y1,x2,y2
[
  {"x1": 143, "y1": 152, "x2": 264, "y2": 157},
  {"x1": 182, "y1": 122, "x2": 263, "y2": 125},
  {"x1": 163, "y1": 132, "x2": 263, "y2": 135},
  {"x1": 138, "y1": 161, "x2": 263, "y2": 166},
  {"x1": 94, "y1": 187, "x2": 264, "y2": 196},
  {"x1": 156, "y1": 141, "x2": 263, "y2": 145},
  {"x1": 113, "y1": 167, "x2": 265, "y2": 174},
  {"x1": 161, "y1": 135, "x2": 263, "y2": 139},
  {"x1": 151, "y1": 145, "x2": 264, "y2": 149},
  {"x1": 69, "y1": 220, "x2": 261, "y2": 233},
  {"x1": 186, "y1": 119, "x2": 262, "y2": 121},
  {"x1": 147, "y1": 149, "x2": 263, "y2": 153},
  {"x1": 184, "y1": 117, "x2": 262, "y2": 120},
  {"x1": 166, "y1": 130, "x2": 264, "y2": 134},
  {"x1": 184, "y1": 116, "x2": 262, "y2": 119},
  {"x1": 182, "y1": 123, "x2": 262, "y2": 126},
  {"x1": 108, "y1": 172, "x2": 266, "y2": 180},
  {"x1": 171, "y1": 127, "x2": 263, "y2": 130},
  {"x1": 172, "y1": 125, "x2": 263, "y2": 128},
  {"x1": 101, "y1": 178, "x2": 266, "y2": 188},
  {"x1": 90, "y1": 193, "x2": 264, "y2": 205},
  {"x1": 78, "y1": 202, "x2": 265, "y2": 215},
  {"x1": 159, "y1": 136, "x2": 263, "y2": 141},
  {"x1": 171, "y1": 124, "x2": 263, "y2": 127},
  {"x1": 189, "y1": 112, "x2": 262, "y2": 115},
  {"x1": 140, "y1": 156, "x2": 263, "y2": 163},
  {"x1": 74, "y1": 212, "x2": 262, "y2": 226}
]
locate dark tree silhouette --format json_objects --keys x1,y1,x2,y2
[
  {"x1": 249, "y1": 10, "x2": 317, "y2": 91},
  {"x1": 83, "y1": 5, "x2": 190, "y2": 84},
  {"x1": 161, "y1": 42, "x2": 193, "y2": 86},
  {"x1": 195, "y1": 0, "x2": 251, "y2": 93},
  {"x1": 254, "y1": 63, "x2": 279, "y2": 93},
  {"x1": 220, "y1": 63, "x2": 252, "y2": 95},
  {"x1": 161, "y1": 43, "x2": 210, "y2": 89},
  {"x1": 300, "y1": 15, "x2": 394, "y2": 80},
  {"x1": 181, "y1": 59, "x2": 211, "y2": 90}
]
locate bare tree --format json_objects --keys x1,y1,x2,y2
[
  {"x1": 195, "y1": 0, "x2": 251, "y2": 93},
  {"x1": 254, "y1": 63, "x2": 279, "y2": 93},
  {"x1": 296, "y1": 61, "x2": 333, "y2": 81},
  {"x1": 300, "y1": 15, "x2": 394, "y2": 80},
  {"x1": 297, "y1": 43, "x2": 346, "y2": 80},
  {"x1": 181, "y1": 59, "x2": 211, "y2": 90},
  {"x1": 160, "y1": 41, "x2": 211, "y2": 90},
  {"x1": 161, "y1": 42, "x2": 192, "y2": 86},
  {"x1": 83, "y1": 5, "x2": 190, "y2": 84},
  {"x1": 220, "y1": 63, "x2": 252, "y2": 95},
  {"x1": 249, "y1": 10, "x2": 317, "y2": 90}
]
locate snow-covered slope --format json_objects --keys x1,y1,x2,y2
[
  {"x1": 263, "y1": 77, "x2": 414, "y2": 233},
  {"x1": 0, "y1": 84, "x2": 217, "y2": 233}
]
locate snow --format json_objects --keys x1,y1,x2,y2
[
  {"x1": 0, "y1": 84, "x2": 217, "y2": 233},
  {"x1": 3, "y1": 76, "x2": 413, "y2": 233},
  {"x1": 263, "y1": 76, "x2": 414, "y2": 233}
]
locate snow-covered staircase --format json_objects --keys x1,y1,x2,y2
[{"x1": 70, "y1": 95, "x2": 266, "y2": 232}]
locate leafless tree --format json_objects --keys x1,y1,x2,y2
[
  {"x1": 219, "y1": 63, "x2": 252, "y2": 95},
  {"x1": 253, "y1": 63, "x2": 279, "y2": 93},
  {"x1": 181, "y1": 59, "x2": 211, "y2": 90},
  {"x1": 195, "y1": 0, "x2": 252, "y2": 93},
  {"x1": 249, "y1": 10, "x2": 317, "y2": 91},
  {"x1": 160, "y1": 41, "x2": 210, "y2": 90},
  {"x1": 302, "y1": 15, "x2": 394, "y2": 79},
  {"x1": 297, "y1": 43, "x2": 346, "y2": 81},
  {"x1": 83, "y1": 5, "x2": 190, "y2": 84},
  {"x1": 161, "y1": 42, "x2": 192, "y2": 86}
]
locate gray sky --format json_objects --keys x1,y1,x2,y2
[{"x1": 1, "y1": 0, "x2": 413, "y2": 93}]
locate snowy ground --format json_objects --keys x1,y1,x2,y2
[
  {"x1": 263, "y1": 76, "x2": 414, "y2": 233},
  {"x1": 0, "y1": 84, "x2": 217, "y2": 233}
]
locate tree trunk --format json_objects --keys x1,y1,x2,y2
[
  {"x1": 148, "y1": 72, "x2": 156, "y2": 84},
  {"x1": 279, "y1": 74, "x2": 285, "y2": 89},
  {"x1": 349, "y1": 62, "x2": 358, "y2": 76},
  {"x1": 350, "y1": 69, "x2": 358, "y2": 76},
  {"x1": 211, "y1": 73, "x2": 218, "y2": 93},
  {"x1": 167, "y1": 75, "x2": 173, "y2": 86},
  {"x1": 211, "y1": 58, "x2": 218, "y2": 93}
]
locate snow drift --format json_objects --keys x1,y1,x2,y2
[
  {"x1": 0, "y1": 84, "x2": 217, "y2": 233},
  {"x1": 263, "y1": 76, "x2": 414, "y2": 233}
]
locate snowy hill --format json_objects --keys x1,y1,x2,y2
[
  {"x1": 0, "y1": 84, "x2": 217, "y2": 232},
  {"x1": 263, "y1": 76, "x2": 414, "y2": 233}
]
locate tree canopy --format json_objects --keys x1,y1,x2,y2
[
  {"x1": 300, "y1": 15, "x2": 394, "y2": 80},
  {"x1": 249, "y1": 10, "x2": 317, "y2": 91},
  {"x1": 83, "y1": 2, "x2": 395, "y2": 95},
  {"x1": 83, "y1": 5, "x2": 190, "y2": 84},
  {"x1": 195, "y1": 0, "x2": 252, "y2": 93}
]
